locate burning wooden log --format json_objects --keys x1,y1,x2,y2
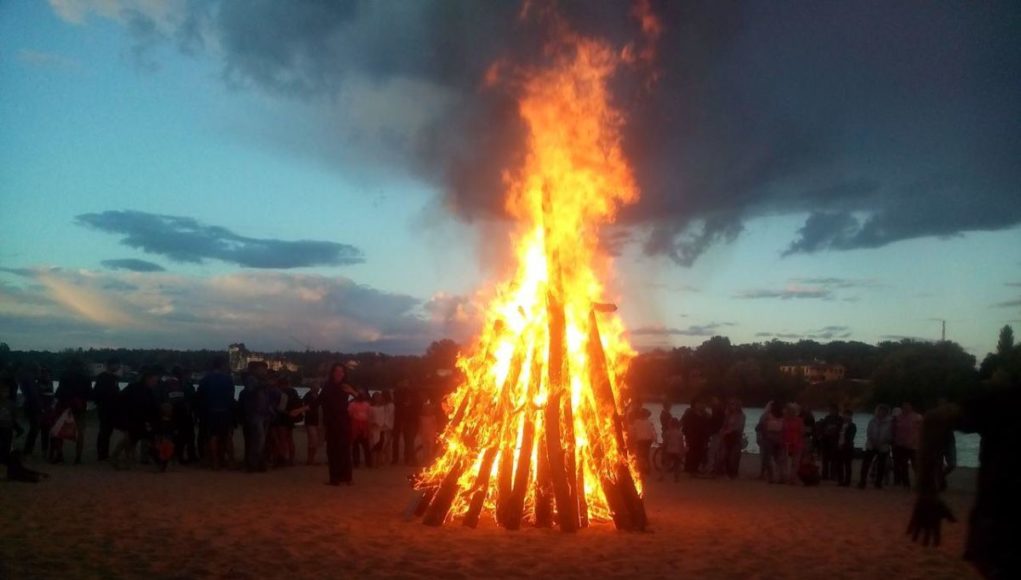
[
  {"x1": 534, "y1": 431, "x2": 554, "y2": 528},
  {"x1": 585, "y1": 309, "x2": 647, "y2": 531},
  {"x1": 462, "y1": 446, "x2": 498, "y2": 528}
]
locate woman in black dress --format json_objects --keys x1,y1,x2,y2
[{"x1": 321, "y1": 363, "x2": 358, "y2": 485}]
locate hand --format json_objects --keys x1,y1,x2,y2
[{"x1": 906, "y1": 495, "x2": 957, "y2": 547}]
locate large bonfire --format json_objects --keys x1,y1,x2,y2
[{"x1": 412, "y1": 6, "x2": 655, "y2": 532}]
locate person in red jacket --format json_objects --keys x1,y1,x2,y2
[{"x1": 782, "y1": 404, "x2": 805, "y2": 485}]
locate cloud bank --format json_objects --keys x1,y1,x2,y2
[
  {"x1": 77, "y1": 210, "x2": 364, "y2": 269},
  {"x1": 0, "y1": 267, "x2": 474, "y2": 353}
]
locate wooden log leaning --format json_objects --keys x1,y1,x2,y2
[
  {"x1": 585, "y1": 309, "x2": 647, "y2": 531},
  {"x1": 494, "y1": 446, "x2": 514, "y2": 527},
  {"x1": 462, "y1": 447, "x2": 499, "y2": 528},
  {"x1": 502, "y1": 354, "x2": 542, "y2": 530},
  {"x1": 577, "y1": 457, "x2": 589, "y2": 528},
  {"x1": 545, "y1": 287, "x2": 579, "y2": 533},
  {"x1": 414, "y1": 487, "x2": 436, "y2": 518},
  {"x1": 534, "y1": 431, "x2": 553, "y2": 528},
  {"x1": 490, "y1": 346, "x2": 527, "y2": 528},
  {"x1": 422, "y1": 458, "x2": 466, "y2": 526}
]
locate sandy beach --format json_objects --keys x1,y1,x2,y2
[{"x1": 0, "y1": 427, "x2": 980, "y2": 580}]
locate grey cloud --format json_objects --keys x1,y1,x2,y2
[
  {"x1": 77, "y1": 210, "x2": 363, "y2": 269},
  {"x1": 993, "y1": 298, "x2": 1021, "y2": 308},
  {"x1": 755, "y1": 325, "x2": 851, "y2": 341},
  {"x1": 734, "y1": 288, "x2": 832, "y2": 301},
  {"x1": 790, "y1": 277, "x2": 879, "y2": 289},
  {"x1": 632, "y1": 322, "x2": 734, "y2": 337},
  {"x1": 101, "y1": 258, "x2": 166, "y2": 272},
  {"x1": 73, "y1": 1, "x2": 1021, "y2": 264}
]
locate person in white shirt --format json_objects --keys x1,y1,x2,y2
[
  {"x1": 369, "y1": 392, "x2": 387, "y2": 468},
  {"x1": 630, "y1": 408, "x2": 656, "y2": 475},
  {"x1": 380, "y1": 391, "x2": 395, "y2": 465}
]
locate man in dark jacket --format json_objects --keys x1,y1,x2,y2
[
  {"x1": 909, "y1": 387, "x2": 1020, "y2": 578},
  {"x1": 836, "y1": 409, "x2": 857, "y2": 487},
  {"x1": 92, "y1": 358, "x2": 121, "y2": 461},
  {"x1": 682, "y1": 399, "x2": 711, "y2": 475},
  {"x1": 17, "y1": 363, "x2": 43, "y2": 456},
  {"x1": 110, "y1": 369, "x2": 160, "y2": 468},
  {"x1": 54, "y1": 359, "x2": 92, "y2": 464},
  {"x1": 818, "y1": 405, "x2": 844, "y2": 480},
  {"x1": 240, "y1": 362, "x2": 272, "y2": 472}
]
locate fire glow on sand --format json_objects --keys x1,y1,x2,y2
[{"x1": 411, "y1": 5, "x2": 658, "y2": 533}]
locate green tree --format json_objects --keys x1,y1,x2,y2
[
  {"x1": 997, "y1": 325, "x2": 1015, "y2": 356},
  {"x1": 870, "y1": 339, "x2": 977, "y2": 409}
]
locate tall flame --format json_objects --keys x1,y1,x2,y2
[{"x1": 415, "y1": 9, "x2": 650, "y2": 532}]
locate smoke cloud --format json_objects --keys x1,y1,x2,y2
[{"x1": 54, "y1": 0, "x2": 1021, "y2": 264}]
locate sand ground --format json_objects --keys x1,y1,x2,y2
[{"x1": 1, "y1": 429, "x2": 979, "y2": 580}]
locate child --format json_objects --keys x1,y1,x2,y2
[
  {"x1": 661, "y1": 417, "x2": 685, "y2": 482},
  {"x1": 797, "y1": 449, "x2": 821, "y2": 486},
  {"x1": 301, "y1": 384, "x2": 323, "y2": 465},
  {"x1": 782, "y1": 404, "x2": 805, "y2": 485},
  {"x1": 151, "y1": 403, "x2": 176, "y2": 472}
]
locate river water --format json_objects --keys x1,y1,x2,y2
[{"x1": 641, "y1": 403, "x2": 979, "y2": 468}]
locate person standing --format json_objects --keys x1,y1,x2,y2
[
  {"x1": 380, "y1": 390, "x2": 395, "y2": 465},
  {"x1": 369, "y1": 391, "x2": 387, "y2": 467},
  {"x1": 782, "y1": 404, "x2": 805, "y2": 484},
  {"x1": 818, "y1": 405, "x2": 843, "y2": 480},
  {"x1": 196, "y1": 356, "x2": 235, "y2": 470},
  {"x1": 659, "y1": 401, "x2": 673, "y2": 441},
  {"x1": 110, "y1": 370, "x2": 159, "y2": 469},
  {"x1": 630, "y1": 408, "x2": 656, "y2": 474},
  {"x1": 321, "y1": 363, "x2": 358, "y2": 485},
  {"x1": 893, "y1": 401, "x2": 923, "y2": 488},
  {"x1": 720, "y1": 398, "x2": 746, "y2": 479},
  {"x1": 167, "y1": 367, "x2": 197, "y2": 465},
  {"x1": 17, "y1": 363, "x2": 43, "y2": 456},
  {"x1": 706, "y1": 397, "x2": 726, "y2": 474},
  {"x1": 54, "y1": 359, "x2": 92, "y2": 464},
  {"x1": 858, "y1": 404, "x2": 893, "y2": 489},
  {"x1": 270, "y1": 377, "x2": 302, "y2": 467},
  {"x1": 239, "y1": 362, "x2": 272, "y2": 473},
  {"x1": 92, "y1": 358, "x2": 121, "y2": 462},
  {"x1": 681, "y1": 398, "x2": 710, "y2": 476},
  {"x1": 836, "y1": 409, "x2": 857, "y2": 487},
  {"x1": 349, "y1": 391, "x2": 373, "y2": 468},
  {"x1": 418, "y1": 395, "x2": 439, "y2": 466},
  {"x1": 302, "y1": 382, "x2": 324, "y2": 465},
  {"x1": 660, "y1": 417, "x2": 685, "y2": 482},
  {"x1": 908, "y1": 388, "x2": 1021, "y2": 578}
]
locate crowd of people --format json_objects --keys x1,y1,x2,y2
[
  {"x1": 1, "y1": 358, "x2": 955, "y2": 494},
  {"x1": 629, "y1": 396, "x2": 942, "y2": 490},
  {"x1": 1, "y1": 357, "x2": 450, "y2": 484}
]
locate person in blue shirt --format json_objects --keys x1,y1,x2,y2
[{"x1": 197, "y1": 356, "x2": 236, "y2": 470}]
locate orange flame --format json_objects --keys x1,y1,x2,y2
[{"x1": 415, "y1": 6, "x2": 649, "y2": 532}]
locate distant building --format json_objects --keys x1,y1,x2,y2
[
  {"x1": 780, "y1": 361, "x2": 846, "y2": 384},
  {"x1": 228, "y1": 343, "x2": 299, "y2": 374}
]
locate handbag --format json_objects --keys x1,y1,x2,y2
[{"x1": 50, "y1": 409, "x2": 78, "y2": 441}]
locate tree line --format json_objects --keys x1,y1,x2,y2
[
  {"x1": 627, "y1": 325, "x2": 1021, "y2": 410},
  {"x1": 3, "y1": 326, "x2": 1019, "y2": 411}
]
